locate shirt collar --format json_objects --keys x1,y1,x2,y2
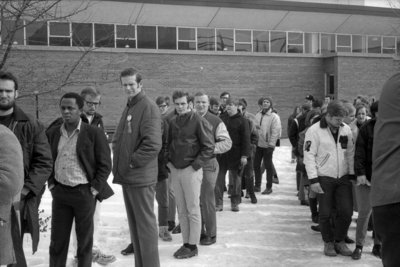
[{"x1": 61, "y1": 118, "x2": 82, "y2": 136}]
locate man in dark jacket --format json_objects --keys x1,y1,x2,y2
[
  {"x1": 216, "y1": 97, "x2": 251, "y2": 212},
  {"x1": 167, "y1": 90, "x2": 215, "y2": 259},
  {"x1": 46, "y1": 92, "x2": 113, "y2": 267},
  {"x1": 372, "y1": 73, "x2": 400, "y2": 267},
  {"x1": 112, "y1": 68, "x2": 161, "y2": 267},
  {"x1": 0, "y1": 71, "x2": 53, "y2": 267}
]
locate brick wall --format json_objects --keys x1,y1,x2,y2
[{"x1": 6, "y1": 48, "x2": 398, "y2": 137}]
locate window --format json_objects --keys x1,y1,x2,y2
[
  {"x1": 368, "y1": 36, "x2": 381, "y2": 53},
  {"x1": 116, "y1": 24, "x2": 136, "y2": 48},
  {"x1": 49, "y1": 22, "x2": 71, "y2": 46},
  {"x1": 352, "y1": 35, "x2": 365, "y2": 53},
  {"x1": 95, "y1": 24, "x2": 114, "y2": 48},
  {"x1": 336, "y1": 34, "x2": 351, "y2": 52},
  {"x1": 158, "y1": 26, "x2": 176, "y2": 50},
  {"x1": 216, "y1": 29, "x2": 233, "y2": 51},
  {"x1": 26, "y1": 21, "x2": 48, "y2": 45},
  {"x1": 321, "y1": 34, "x2": 335, "y2": 53},
  {"x1": 288, "y1": 32, "x2": 303, "y2": 53},
  {"x1": 197, "y1": 28, "x2": 215, "y2": 51},
  {"x1": 1, "y1": 20, "x2": 24, "y2": 45},
  {"x1": 137, "y1": 25, "x2": 156, "y2": 49},
  {"x1": 178, "y1": 27, "x2": 196, "y2": 50},
  {"x1": 270, "y1": 31, "x2": 286, "y2": 53},
  {"x1": 325, "y1": 73, "x2": 335, "y2": 96},
  {"x1": 72, "y1": 23, "x2": 93, "y2": 47},
  {"x1": 304, "y1": 33, "x2": 319, "y2": 54},
  {"x1": 253, "y1": 31, "x2": 269, "y2": 52},
  {"x1": 382, "y1": 36, "x2": 396, "y2": 54},
  {"x1": 235, "y1": 30, "x2": 251, "y2": 52}
]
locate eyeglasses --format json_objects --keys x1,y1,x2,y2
[
  {"x1": 158, "y1": 104, "x2": 167, "y2": 108},
  {"x1": 85, "y1": 101, "x2": 100, "y2": 107}
]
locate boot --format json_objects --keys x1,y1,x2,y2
[{"x1": 159, "y1": 226, "x2": 172, "y2": 241}]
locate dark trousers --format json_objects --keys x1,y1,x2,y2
[
  {"x1": 200, "y1": 158, "x2": 219, "y2": 238},
  {"x1": 155, "y1": 179, "x2": 169, "y2": 227},
  {"x1": 49, "y1": 184, "x2": 96, "y2": 267},
  {"x1": 242, "y1": 146, "x2": 255, "y2": 195},
  {"x1": 317, "y1": 176, "x2": 353, "y2": 243},
  {"x1": 229, "y1": 169, "x2": 242, "y2": 206},
  {"x1": 215, "y1": 159, "x2": 228, "y2": 207},
  {"x1": 123, "y1": 184, "x2": 160, "y2": 267},
  {"x1": 373, "y1": 202, "x2": 400, "y2": 267},
  {"x1": 254, "y1": 146, "x2": 274, "y2": 190}
]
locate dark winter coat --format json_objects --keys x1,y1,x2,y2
[
  {"x1": 7, "y1": 105, "x2": 53, "y2": 254},
  {"x1": 220, "y1": 112, "x2": 251, "y2": 170},
  {"x1": 112, "y1": 92, "x2": 162, "y2": 187},
  {"x1": 354, "y1": 119, "x2": 375, "y2": 182},
  {"x1": 158, "y1": 117, "x2": 169, "y2": 181},
  {"x1": 46, "y1": 123, "x2": 113, "y2": 201}
]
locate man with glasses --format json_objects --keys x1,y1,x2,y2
[
  {"x1": 81, "y1": 87, "x2": 103, "y2": 128},
  {"x1": 304, "y1": 101, "x2": 355, "y2": 257}
]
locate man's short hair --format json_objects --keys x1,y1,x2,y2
[
  {"x1": 194, "y1": 92, "x2": 208, "y2": 98},
  {"x1": 120, "y1": 68, "x2": 142, "y2": 83},
  {"x1": 0, "y1": 71, "x2": 18, "y2": 91},
  {"x1": 312, "y1": 99, "x2": 323, "y2": 109},
  {"x1": 305, "y1": 94, "x2": 314, "y2": 101},
  {"x1": 301, "y1": 103, "x2": 311, "y2": 112},
  {"x1": 155, "y1": 96, "x2": 166, "y2": 106},
  {"x1": 80, "y1": 87, "x2": 100, "y2": 99},
  {"x1": 370, "y1": 101, "x2": 379, "y2": 118},
  {"x1": 342, "y1": 101, "x2": 355, "y2": 115},
  {"x1": 220, "y1": 91, "x2": 230, "y2": 98},
  {"x1": 238, "y1": 98, "x2": 247, "y2": 109},
  {"x1": 326, "y1": 100, "x2": 348, "y2": 117},
  {"x1": 172, "y1": 90, "x2": 189, "y2": 102},
  {"x1": 60, "y1": 92, "x2": 84, "y2": 109},
  {"x1": 226, "y1": 97, "x2": 239, "y2": 106},
  {"x1": 209, "y1": 97, "x2": 219, "y2": 106}
]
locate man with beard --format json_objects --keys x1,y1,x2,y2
[
  {"x1": 304, "y1": 100, "x2": 355, "y2": 257},
  {"x1": 0, "y1": 71, "x2": 53, "y2": 267}
]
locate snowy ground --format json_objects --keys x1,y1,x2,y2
[{"x1": 25, "y1": 140, "x2": 382, "y2": 267}]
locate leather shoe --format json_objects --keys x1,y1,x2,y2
[
  {"x1": 351, "y1": 247, "x2": 362, "y2": 260},
  {"x1": 200, "y1": 236, "x2": 216, "y2": 246},
  {"x1": 121, "y1": 243, "x2": 134, "y2": 255}
]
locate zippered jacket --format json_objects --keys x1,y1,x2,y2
[
  {"x1": 303, "y1": 116, "x2": 355, "y2": 183},
  {"x1": 254, "y1": 109, "x2": 281, "y2": 148}
]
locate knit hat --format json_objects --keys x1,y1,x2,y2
[{"x1": 209, "y1": 97, "x2": 219, "y2": 106}]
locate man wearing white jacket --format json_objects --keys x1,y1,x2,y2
[{"x1": 304, "y1": 101, "x2": 355, "y2": 257}]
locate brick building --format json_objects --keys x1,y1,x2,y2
[{"x1": 2, "y1": 0, "x2": 400, "y2": 136}]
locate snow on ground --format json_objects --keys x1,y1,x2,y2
[{"x1": 25, "y1": 140, "x2": 382, "y2": 267}]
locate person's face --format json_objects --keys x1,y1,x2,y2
[
  {"x1": 356, "y1": 107, "x2": 367, "y2": 124},
  {"x1": 60, "y1": 98, "x2": 82, "y2": 126},
  {"x1": 326, "y1": 113, "x2": 344, "y2": 129},
  {"x1": 324, "y1": 97, "x2": 331, "y2": 104},
  {"x1": 210, "y1": 104, "x2": 219, "y2": 114},
  {"x1": 194, "y1": 95, "x2": 209, "y2": 116},
  {"x1": 262, "y1": 99, "x2": 271, "y2": 109},
  {"x1": 158, "y1": 102, "x2": 168, "y2": 115},
  {"x1": 306, "y1": 99, "x2": 313, "y2": 105},
  {"x1": 174, "y1": 96, "x2": 190, "y2": 115},
  {"x1": 83, "y1": 95, "x2": 101, "y2": 116},
  {"x1": 220, "y1": 94, "x2": 229, "y2": 105},
  {"x1": 121, "y1": 75, "x2": 142, "y2": 98},
  {"x1": 0, "y1": 79, "x2": 18, "y2": 111},
  {"x1": 226, "y1": 103, "x2": 238, "y2": 116},
  {"x1": 343, "y1": 110, "x2": 355, "y2": 125}
]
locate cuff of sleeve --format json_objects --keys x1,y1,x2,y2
[
  {"x1": 309, "y1": 178, "x2": 319, "y2": 184},
  {"x1": 192, "y1": 162, "x2": 202, "y2": 171}
]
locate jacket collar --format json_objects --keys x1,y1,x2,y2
[
  {"x1": 12, "y1": 105, "x2": 30, "y2": 122},
  {"x1": 127, "y1": 91, "x2": 145, "y2": 107}
]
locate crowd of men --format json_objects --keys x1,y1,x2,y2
[{"x1": 0, "y1": 68, "x2": 399, "y2": 267}]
